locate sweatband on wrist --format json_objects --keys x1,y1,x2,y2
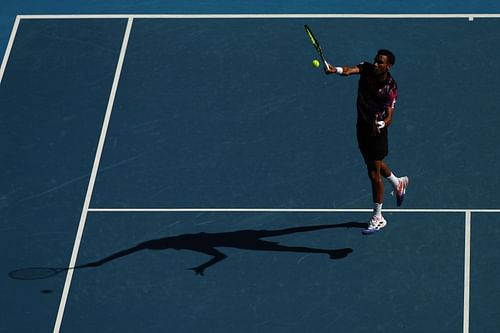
[{"x1": 335, "y1": 67, "x2": 343, "y2": 74}]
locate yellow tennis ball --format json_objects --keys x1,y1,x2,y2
[{"x1": 312, "y1": 59, "x2": 320, "y2": 68}]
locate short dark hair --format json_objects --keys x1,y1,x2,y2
[{"x1": 377, "y1": 49, "x2": 396, "y2": 65}]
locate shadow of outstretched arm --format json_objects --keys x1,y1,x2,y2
[{"x1": 77, "y1": 243, "x2": 148, "y2": 269}]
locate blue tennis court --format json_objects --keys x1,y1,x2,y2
[{"x1": 1, "y1": 14, "x2": 500, "y2": 332}]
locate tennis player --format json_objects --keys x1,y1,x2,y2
[{"x1": 326, "y1": 49, "x2": 409, "y2": 234}]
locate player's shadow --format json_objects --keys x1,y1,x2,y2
[
  {"x1": 8, "y1": 221, "x2": 367, "y2": 279},
  {"x1": 77, "y1": 221, "x2": 366, "y2": 276}
]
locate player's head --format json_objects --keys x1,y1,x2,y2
[
  {"x1": 373, "y1": 49, "x2": 395, "y2": 76},
  {"x1": 376, "y1": 49, "x2": 395, "y2": 65}
]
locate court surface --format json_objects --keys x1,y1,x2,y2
[{"x1": 1, "y1": 15, "x2": 500, "y2": 333}]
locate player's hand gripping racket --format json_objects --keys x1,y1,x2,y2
[{"x1": 304, "y1": 25, "x2": 330, "y2": 71}]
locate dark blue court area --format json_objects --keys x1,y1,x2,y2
[{"x1": 1, "y1": 16, "x2": 500, "y2": 332}]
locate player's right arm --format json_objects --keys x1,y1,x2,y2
[{"x1": 325, "y1": 63, "x2": 361, "y2": 76}]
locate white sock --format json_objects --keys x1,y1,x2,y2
[
  {"x1": 373, "y1": 203, "x2": 383, "y2": 217},
  {"x1": 386, "y1": 172, "x2": 399, "y2": 189}
]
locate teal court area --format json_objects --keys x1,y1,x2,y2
[{"x1": 1, "y1": 15, "x2": 500, "y2": 332}]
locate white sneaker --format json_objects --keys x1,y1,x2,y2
[
  {"x1": 395, "y1": 176, "x2": 409, "y2": 207},
  {"x1": 362, "y1": 215, "x2": 387, "y2": 235}
]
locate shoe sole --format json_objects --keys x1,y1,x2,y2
[
  {"x1": 362, "y1": 227, "x2": 384, "y2": 235},
  {"x1": 362, "y1": 220, "x2": 387, "y2": 235}
]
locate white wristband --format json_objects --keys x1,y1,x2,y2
[{"x1": 335, "y1": 67, "x2": 343, "y2": 74}]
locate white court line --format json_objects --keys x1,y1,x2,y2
[
  {"x1": 0, "y1": 16, "x2": 20, "y2": 86},
  {"x1": 463, "y1": 210, "x2": 471, "y2": 333},
  {"x1": 52, "y1": 17, "x2": 134, "y2": 333},
  {"x1": 15, "y1": 13, "x2": 500, "y2": 19},
  {"x1": 87, "y1": 208, "x2": 500, "y2": 213}
]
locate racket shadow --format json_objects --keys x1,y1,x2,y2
[{"x1": 8, "y1": 221, "x2": 367, "y2": 279}]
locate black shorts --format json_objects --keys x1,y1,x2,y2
[{"x1": 356, "y1": 120, "x2": 388, "y2": 161}]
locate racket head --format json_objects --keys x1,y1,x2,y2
[
  {"x1": 304, "y1": 25, "x2": 322, "y2": 52},
  {"x1": 8, "y1": 267, "x2": 68, "y2": 280}
]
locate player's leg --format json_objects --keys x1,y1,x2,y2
[
  {"x1": 357, "y1": 121, "x2": 388, "y2": 234},
  {"x1": 366, "y1": 127, "x2": 409, "y2": 207},
  {"x1": 362, "y1": 159, "x2": 388, "y2": 234},
  {"x1": 367, "y1": 159, "x2": 385, "y2": 205},
  {"x1": 379, "y1": 160, "x2": 409, "y2": 206}
]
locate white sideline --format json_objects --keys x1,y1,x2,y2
[
  {"x1": 0, "y1": 16, "x2": 20, "y2": 85},
  {"x1": 87, "y1": 208, "x2": 500, "y2": 213},
  {"x1": 52, "y1": 17, "x2": 134, "y2": 333},
  {"x1": 15, "y1": 14, "x2": 500, "y2": 19},
  {"x1": 464, "y1": 211, "x2": 471, "y2": 333}
]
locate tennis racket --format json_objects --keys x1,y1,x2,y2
[{"x1": 304, "y1": 25, "x2": 330, "y2": 70}]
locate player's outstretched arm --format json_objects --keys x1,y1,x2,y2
[{"x1": 325, "y1": 63, "x2": 361, "y2": 76}]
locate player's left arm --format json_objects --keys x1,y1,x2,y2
[
  {"x1": 376, "y1": 86, "x2": 397, "y2": 131},
  {"x1": 383, "y1": 106, "x2": 394, "y2": 127},
  {"x1": 374, "y1": 106, "x2": 394, "y2": 134}
]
